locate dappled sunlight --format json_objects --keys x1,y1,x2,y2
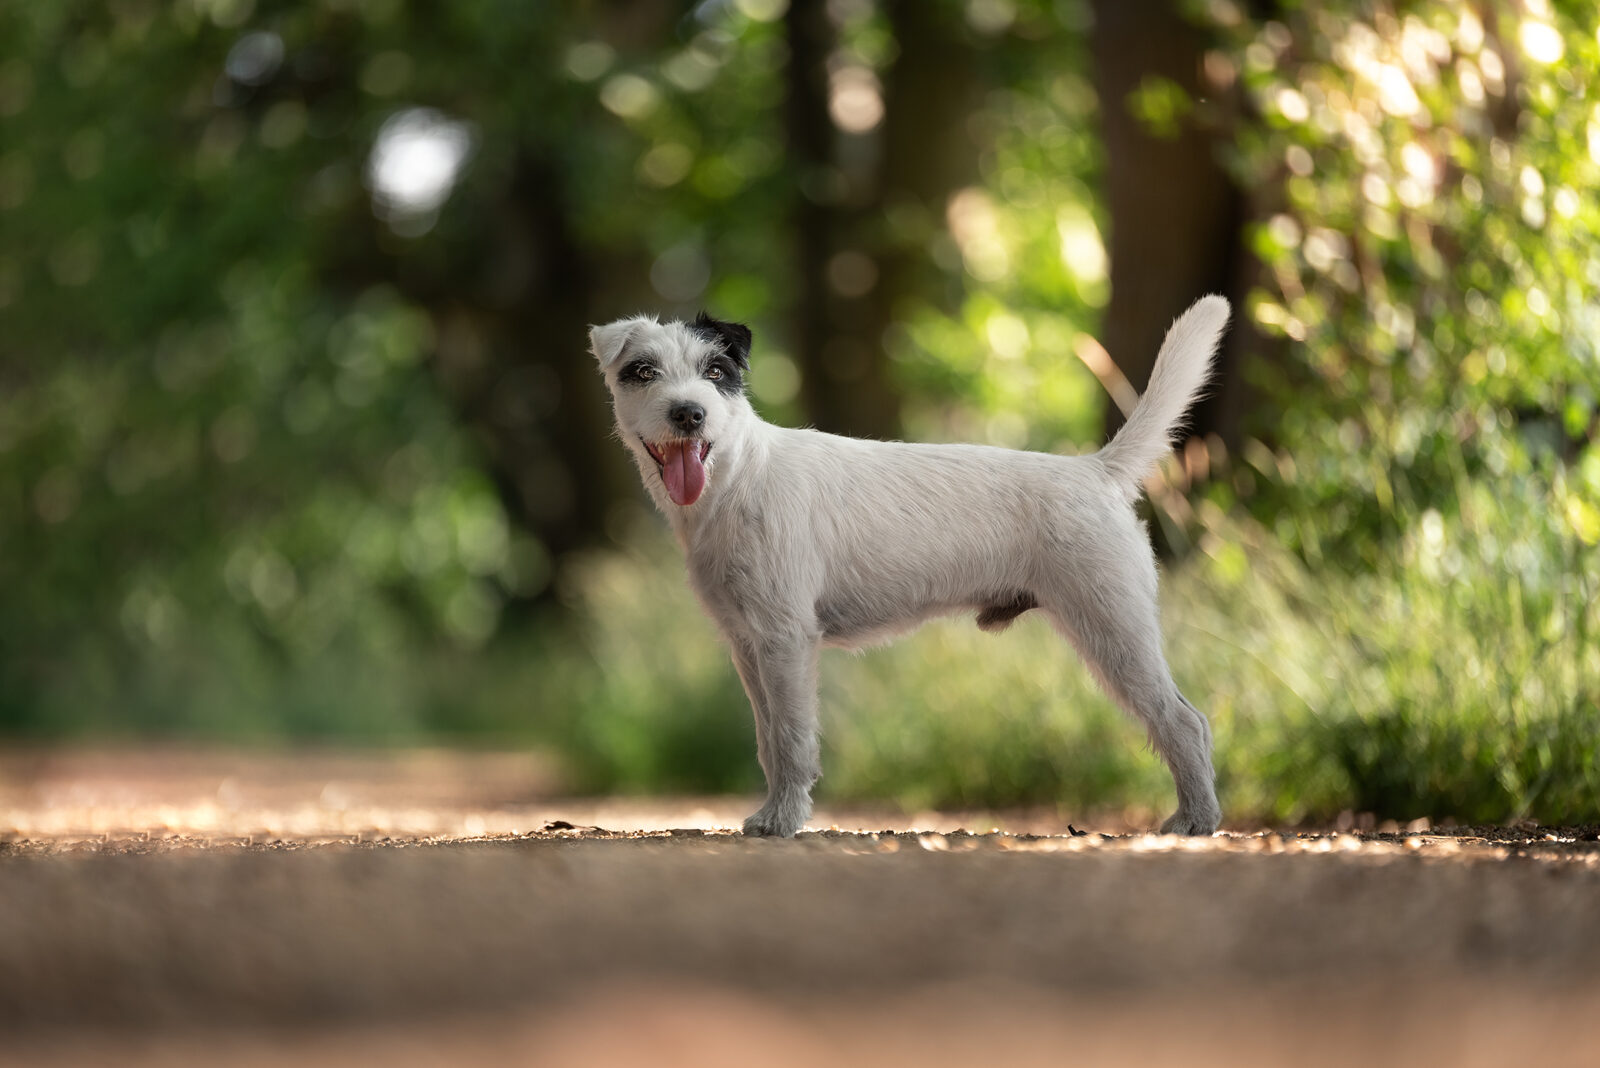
[{"x1": 6, "y1": 745, "x2": 1598, "y2": 860}]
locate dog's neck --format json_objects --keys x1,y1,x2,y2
[{"x1": 660, "y1": 416, "x2": 771, "y2": 548}]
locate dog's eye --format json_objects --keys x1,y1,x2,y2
[
  {"x1": 622, "y1": 362, "x2": 659, "y2": 383},
  {"x1": 705, "y1": 366, "x2": 723, "y2": 381}
]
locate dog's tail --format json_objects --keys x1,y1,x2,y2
[{"x1": 1096, "y1": 295, "x2": 1230, "y2": 496}]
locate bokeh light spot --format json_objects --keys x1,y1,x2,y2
[
  {"x1": 225, "y1": 31, "x2": 283, "y2": 86},
  {"x1": 366, "y1": 108, "x2": 474, "y2": 234}
]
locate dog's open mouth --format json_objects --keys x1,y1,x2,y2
[{"x1": 642, "y1": 438, "x2": 712, "y2": 507}]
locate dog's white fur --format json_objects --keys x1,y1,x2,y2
[{"x1": 590, "y1": 297, "x2": 1230, "y2": 836}]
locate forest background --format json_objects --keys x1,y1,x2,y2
[{"x1": 1, "y1": 0, "x2": 1596, "y2": 825}]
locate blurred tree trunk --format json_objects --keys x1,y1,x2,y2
[
  {"x1": 784, "y1": 0, "x2": 845, "y2": 430},
  {"x1": 323, "y1": 149, "x2": 629, "y2": 610},
  {"x1": 1090, "y1": 0, "x2": 1255, "y2": 449},
  {"x1": 869, "y1": 0, "x2": 982, "y2": 422},
  {"x1": 450, "y1": 153, "x2": 628, "y2": 573},
  {"x1": 784, "y1": 0, "x2": 979, "y2": 440}
]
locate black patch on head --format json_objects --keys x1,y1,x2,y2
[
  {"x1": 976, "y1": 591, "x2": 1038, "y2": 633},
  {"x1": 691, "y1": 312, "x2": 752, "y2": 370},
  {"x1": 617, "y1": 358, "x2": 660, "y2": 387},
  {"x1": 702, "y1": 350, "x2": 745, "y2": 396}
]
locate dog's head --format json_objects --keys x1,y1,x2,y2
[{"x1": 589, "y1": 311, "x2": 754, "y2": 509}]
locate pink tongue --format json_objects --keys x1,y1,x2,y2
[{"x1": 661, "y1": 441, "x2": 706, "y2": 506}]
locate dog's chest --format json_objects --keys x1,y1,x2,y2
[{"x1": 683, "y1": 505, "x2": 793, "y2": 610}]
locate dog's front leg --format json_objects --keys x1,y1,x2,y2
[
  {"x1": 738, "y1": 633, "x2": 821, "y2": 837},
  {"x1": 727, "y1": 638, "x2": 775, "y2": 783}
]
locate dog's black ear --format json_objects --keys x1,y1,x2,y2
[{"x1": 692, "y1": 312, "x2": 752, "y2": 369}]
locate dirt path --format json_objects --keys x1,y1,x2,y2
[{"x1": 3, "y1": 749, "x2": 1599, "y2": 1066}]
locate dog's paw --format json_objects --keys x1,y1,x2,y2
[
  {"x1": 742, "y1": 801, "x2": 807, "y2": 838},
  {"x1": 1159, "y1": 808, "x2": 1221, "y2": 836}
]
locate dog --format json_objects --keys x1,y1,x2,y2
[{"x1": 589, "y1": 296, "x2": 1229, "y2": 836}]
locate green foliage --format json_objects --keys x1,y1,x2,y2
[
  {"x1": 1171, "y1": 0, "x2": 1600, "y2": 820},
  {"x1": 530, "y1": 541, "x2": 764, "y2": 795},
  {"x1": 0, "y1": 0, "x2": 1595, "y2": 825},
  {"x1": 1127, "y1": 74, "x2": 1194, "y2": 139},
  {"x1": 893, "y1": 28, "x2": 1109, "y2": 452},
  {"x1": 1210, "y1": 0, "x2": 1600, "y2": 564},
  {"x1": 0, "y1": 3, "x2": 582, "y2": 729}
]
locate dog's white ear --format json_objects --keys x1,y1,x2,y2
[{"x1": 589, "y1": 317, "x2": 650, "y2": 372}]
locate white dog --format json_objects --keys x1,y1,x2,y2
[{"x1": 590, "y1": 297, "x2": 1229, "y2": 836}]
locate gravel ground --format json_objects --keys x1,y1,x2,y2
[{"x1": 3, "y1": 748, "x2": 1599, "y2": 1066}]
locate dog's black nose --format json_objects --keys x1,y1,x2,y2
[{"x1": 669, "y1": 402, "x2": 706, "y2": 433}]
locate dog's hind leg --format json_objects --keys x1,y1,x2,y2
[
  {"x1": 737, "y1": 633, "x2": 822, "y2": 837},
  {"x1": 1038, "y1": 565, "x2": 1221, "y2": 835}
]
